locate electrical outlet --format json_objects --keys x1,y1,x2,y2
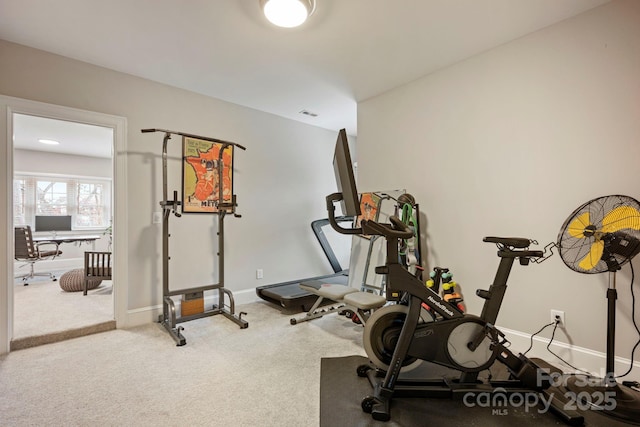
[
  {"x1": 551, "y1": 309, "x2": 565, "y2": 327},
  {"x1": 152, "y1": 211, "x2": 162, "y2": 224},
  {"x1": 256, "y1": 269, "x2": 263, "y2": 279}
]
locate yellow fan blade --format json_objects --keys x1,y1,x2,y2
[
  {"x1": 578, "y1": 240, "x2": 604, "y2": 271},
  {"x1": 567, "y1": 211, "x2": 591, "y2": 238},
  {"x1": 601, "y1": 206, "x2": 640, "y2": 234}
]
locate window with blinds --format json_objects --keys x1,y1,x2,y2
[
  {"x1": 13, "y1": 178, "x2": 26, "y2": 226},
  {"x1": 14, "y1": 174, "x2": 111, "y2": 230}
]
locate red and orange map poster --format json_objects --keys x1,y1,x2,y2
[
  {"x1": 182, "y1": 136, "x2": 233, "y2": 213},
  {"x1": 355, "y1": 192, "x2": 381, "y2": 239}
]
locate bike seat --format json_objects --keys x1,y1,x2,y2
[{"x1": 483, "y1": 236, "x2": 531, "y2": 249}]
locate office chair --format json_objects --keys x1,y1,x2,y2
[{"x1": 14, "y1": 226, "x2": 63, "y2": 285}]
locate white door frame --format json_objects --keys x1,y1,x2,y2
[{"x1": 0, "y1": 95, "x2": 128, "y2": 354}]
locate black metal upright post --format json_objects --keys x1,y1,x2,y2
[
  {"x1": 606, "y1": 272, "x2": 617, "y2": 378},
  {"x1": 161, "y1": 132, "x2": 171, "y2": 302},
  {"x1": 215, "y1": 143, "x2": 247, "y2": 328}
]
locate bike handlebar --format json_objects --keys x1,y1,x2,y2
[
  {"x1": 326, "y1": 193, "x2": 363, "y2": 235},
  {"x1": 362, "y1": 216, "x2": 414, "y2": 240},
  {"x1": 326, "y1": 192, "x2": 414, "y2": 240}
]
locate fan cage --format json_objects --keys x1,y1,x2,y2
[{"x1": 557, "y1": 195, "x2": 640, "y2": 274}]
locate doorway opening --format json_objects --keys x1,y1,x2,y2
[
  {"x1": 1, "y1": 96, "x2": 128, "y2": 353},
  {"x1": 12, "y1": 114, "x2": 114, "y2": 349}
]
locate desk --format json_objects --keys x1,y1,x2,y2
[{"x1": 33, "y1": 234, "x2": 102, "y2": 249}]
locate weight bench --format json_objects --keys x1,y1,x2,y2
[{"x1": 289, "y1": 279, "x2": 386, "y2": 325}]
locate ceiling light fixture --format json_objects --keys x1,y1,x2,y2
[
  {"x1": 38, "y1": 139, "x2": 60, "y2": 145},
  {"x1": 260, "y1": 0, "x2": 316, "y2": 28}
]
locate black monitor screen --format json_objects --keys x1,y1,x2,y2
[
  {"x1": 35, "y1": 215, "x2": 72, "y2": 232},
  {"x1": 333, "y1": 129, "x2": 361, "y2": 217}
]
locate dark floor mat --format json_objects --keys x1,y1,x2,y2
[{"x1": 320, "y1": 355, "x2": 636, "y2": 427}]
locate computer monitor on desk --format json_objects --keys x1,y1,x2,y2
[{"x1": 35, "y1": 215, "x2": 72, "y2": 233}]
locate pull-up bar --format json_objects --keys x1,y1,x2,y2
[
  {"x1": 142, "y1": 128, "x2": 249, "y2": 346},
  {"x1": 141, "y1": 128, "x2": 247, "y2": 150}
]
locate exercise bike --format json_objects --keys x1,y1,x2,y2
[
  {"x1": 325, "y1": 129, "x2": 584, "y2": 425},
  {"x1": 327, "y1": 197, "x2": 584, "y2": 425}
]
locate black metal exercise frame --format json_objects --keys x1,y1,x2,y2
[
  {"x1": 142, "y1": 128, "x2": 248, "y2": 346},
  {"x1": 326, "y1": 193, "x2": 584, "y2": 425}
]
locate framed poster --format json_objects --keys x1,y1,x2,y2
[
  {"x1": 355, "y1": 192, "x2": 381, "y2": 239},
  {"x1": 182, "y1": 136, "x2": 234, "y2": 213}
]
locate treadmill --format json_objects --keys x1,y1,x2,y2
[{"x1": 256, "y1": 217, "x2": 352, "y2": 311}]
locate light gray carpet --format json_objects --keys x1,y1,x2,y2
[
  {"x1": 0, "y1": 300, "x2": 366, "y2": 426},
  {"x1": 13, "y1": 269, "x2": 113, "y2": 345}
]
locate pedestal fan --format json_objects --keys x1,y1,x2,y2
[{"x1": 557, "y1": 194, "x2": 640, "y2": 424}]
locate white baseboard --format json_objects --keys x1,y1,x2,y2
[
  {"x1": 124, "y1": 304, "x2": 162, "y2": 328},
  {"x1": 232, "y1": 288, "x2": 261, "y2": 305},
  {"x1": 500, "y1": 326, "x2": 640, "y2": 380}
]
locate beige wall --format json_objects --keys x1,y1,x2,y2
[
  {"x1": 0, "y1": 40, "x2": 348, "y2": 335},
  {"x1": 14, "y1": 149, "x2": 112, "y2": 178},
  {"x1": 358, "y1": 0, "x2": 640, "y2": 370}
]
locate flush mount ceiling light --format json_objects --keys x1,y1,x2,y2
[
  {"x1": 38, "y1": 139, "x2": 60, "y2": 145},
  {"x1": 260, "y1": 0, "x2": 316, "y2": 28}
]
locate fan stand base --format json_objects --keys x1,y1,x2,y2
[{"x1": 565, "y1": 376, "x2": 640, "y2": 425}]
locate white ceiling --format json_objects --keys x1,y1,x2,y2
[
  {"x1": 1, "y1": 0, "x2": 611, "y2": 142},
  {"x1": 13, "y1": 113, "x2": 114, "y2": 159}
]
